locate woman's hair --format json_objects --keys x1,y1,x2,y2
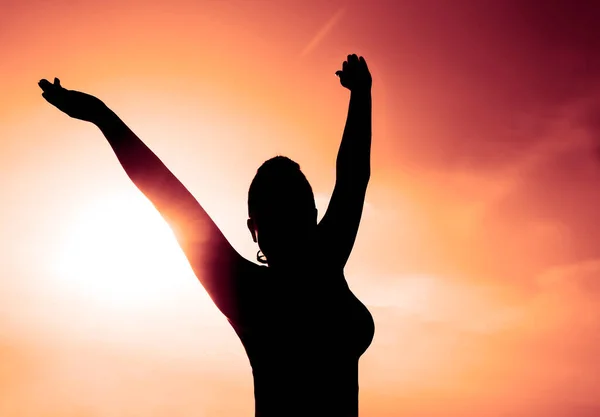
[{"x1": 248, "y1": 155, "x2": 315, "y2": 218}]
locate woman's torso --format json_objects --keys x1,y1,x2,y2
[{"x1": 229, "y1": 263, "x2": 375, "y2": 417}]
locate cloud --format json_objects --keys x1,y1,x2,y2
[
  {"x1": 357, "y1": 258, "x2": 600, "y2": 416},
  {"x1": 358, "y1": 273, "x2": 525, "y2": 336},
  {"x1": 537, "y1": 258, "x2": 600, "y2": 296}
]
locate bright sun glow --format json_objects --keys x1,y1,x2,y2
[{"x1": 54, "y1": 191, "x2": 198, "y2": 314}]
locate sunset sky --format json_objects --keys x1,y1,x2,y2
[{"x1": 2, "y1": 0, "x2": 600, "y2": 416}]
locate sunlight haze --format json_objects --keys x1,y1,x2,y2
[{"x1": 2, "y1": 1, "x2": 600, "y2": 416}]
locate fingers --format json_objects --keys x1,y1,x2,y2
[
  {"x1": 338, "y1": 54, "x2": 368, "y2": 76},
  {"x1": 359, "y1": 55, "x2": 369, "y2": 70},
  {"x1": 38, "y1": 79, "x2": 53, "y2": 91},
  {"x1": 341, "y1": 54, "x2": 363, "y2": 69},
  {"x1": 38, "y1": 77, "x2": 64, "y2": 92}
]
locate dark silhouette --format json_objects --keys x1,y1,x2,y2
[{"x1": 39, "y1": 53, "x2": 374, "y2": 417}]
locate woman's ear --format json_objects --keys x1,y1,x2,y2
[{"x1": 247, "y1": 218, "x2": 257, "y2": 243}]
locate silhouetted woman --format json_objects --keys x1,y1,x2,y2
[{"x1": 39, "y1": 53, "x2": 374, "y2": 417}]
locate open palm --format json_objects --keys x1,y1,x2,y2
[{"x1": 38, "y1": 78, "x2": 106, "y2": 123}]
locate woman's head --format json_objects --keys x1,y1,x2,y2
[{"x1": 247, "y1": 156, "x2": 317, "y2": 265}]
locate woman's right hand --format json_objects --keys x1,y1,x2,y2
[{"x1": 38, "y1": 77, "x2": 108, "y2": 124}]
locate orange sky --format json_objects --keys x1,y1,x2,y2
[{"x1": 2, "y1": 1, "x2": 600, "y2": 416}]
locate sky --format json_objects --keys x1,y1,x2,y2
[{"x1": 1, "y1": 0, "x2": 600, "y2": 416}]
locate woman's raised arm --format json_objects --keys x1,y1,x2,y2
[
  {"x1": 318, "y1": 55, "x2": 372, "y2": 269},
  {"x1": 39, "y1": 78, "x2": 259, "y2": 322}
]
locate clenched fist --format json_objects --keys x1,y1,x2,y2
[{"x1": 335, "y1": 54, "x2": 371, "y2": 91}]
